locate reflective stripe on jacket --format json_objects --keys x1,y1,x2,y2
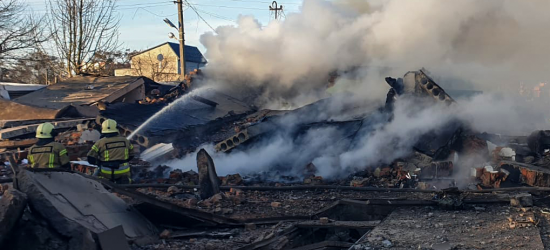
[
  {"x1": 28, "y1": 142, "x2": 69, "y2": 168},
  {"x1": 88, "y1": 136, "x2": 134, "y2": 162},
  {"x1": 100, "y1": 163, "x2": 131, "y2": 174},
  {"x1": 87, "y1": 136, "x2": 134, "y2": 178}
]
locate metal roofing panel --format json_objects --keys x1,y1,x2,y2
[{"x1": 14, "y1": 76, "x2": 143, "y2": 110}]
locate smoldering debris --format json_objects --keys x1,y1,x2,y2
[
  {"x1": 3, "y1": 1, "x2": 550, "y2": 249},
  {"x1": 5, "y1": 68, "x2": 550, "y2": 250}
]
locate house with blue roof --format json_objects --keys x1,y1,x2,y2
[{"x1": 115, "y1": 42, "x2": 207, "y2": 82}]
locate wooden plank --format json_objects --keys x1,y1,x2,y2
[
  {"x1": 340, "y1": 198, "x2": 437, "y2": 206},
  {"x1": 119, "y1": 184, "x2": 437, "y2": 193},
  {"x1": 0, "y1": 119, "x2": 57, "y2": 129},
  {"x1": 296, "y1": 220, "x2": 381, "y2": 230},
  {"x1": 0, "y1": 138, "x2": 37, "y2": 148},
  {"x1": 290, "y1": 241, "x2": 353, "y2": 250},
  {"x1": 0, "y1": 118, "x2": 92, "y2": 139},
  {"x1": 236, "y1": 226, "x2": 298, "y2": 250},
  {"x1": 170, "y1": 231, "x2": 236, "y2": 239}
]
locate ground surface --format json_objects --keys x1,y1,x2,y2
[
  {"x1": 358, "y1": 205, "x2": 544, "y2": 250},
  {"x1": 137, "y1": 188, "x2": 438, "y2": 219},
  {"x1": 131, "y1": 188, "x2": 550, "y2": 250}
]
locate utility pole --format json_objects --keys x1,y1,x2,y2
[
  {"x1": 176, "y1": 0, "x2": 186, "y2": 80},
  {"x1": 269, "y1": 1, "x2": 283, "y2": 20}
]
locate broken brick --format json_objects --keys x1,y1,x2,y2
[
  {"x1": 222, "y1": 174, "x2": 243, "y2": 186},
  {"x1": 271, "y1": 202, "x2": 281, "y2": 208},
  {"x1": 229, "y1": 188, "x2": 244, "y2": 196},
  {"x1": 160, "y1": 229, "x2": 171, "y2": 239},
  {"x1": 167, "y1": 186, "x2": 181, "y2": 194},
  {"x1": 169, "y1": 169, "x2": 183, "y2": 181},
  {"x1": 511, "y1": 193, "x2": 533, "y2": 207},
  {"x1": 185, "y1": 198, "x2": 198, "y2": 207},
  {"x1": 350, "y1": 177, "x2": 369, "y2": 187},
  {"x1": 208, "y1": 193, "x2": 224, "y2": 204}
]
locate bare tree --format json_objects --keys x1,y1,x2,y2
[
  {"x1": 47, "y1": 0, "x2": 120, "y2": 77},
  {"x1": 4, "y1": 51, "x2": 65, "y2": 84},
  {"x1": 86, "y1": 49, "x2": 135, "y2": 76},
  {"x1": 0, "y1": 0, "x2": 47, "y2": 59}
]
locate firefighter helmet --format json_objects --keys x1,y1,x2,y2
[
  {"x1": 101, "y1": 119, "x2": 119, "y2": 134},
  {"x1": 36, "y1": 122, "x2": 55, "y2": 139}
]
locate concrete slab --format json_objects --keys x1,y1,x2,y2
[
  {"x1": 17, "y1": 170, "x2": 157, "y2": 244},
  {"x1": 97, "y1": 225, "x2": 131, "y2": 250},
  {"x1": 0, "y1": 189, "x2": 27, "y2": 246}
]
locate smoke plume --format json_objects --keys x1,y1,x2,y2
[
  {"x1": 201, "y1": 0, "x2": 550, "y2": 106},
  {"x1": 163, "y1": 0, "x2": 550, "y2": 179}
]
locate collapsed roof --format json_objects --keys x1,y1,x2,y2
[
  {"x1": 0, "y1": 99, "x2": 67, "y2": 121},
  {"x1": 13, "y1": 76, "x2": 155, "y2": 117}
]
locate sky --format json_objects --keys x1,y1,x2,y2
[{"x1": 22, "y1": 0, "x2": 303, "y2": 54}]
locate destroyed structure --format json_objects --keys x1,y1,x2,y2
[{"x1": 3, "y1": 69, "x2": 550, "y2": 249}]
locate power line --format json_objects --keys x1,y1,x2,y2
[
  {"x1": 22, "y1": 2, "x2": 174, "y2": 13},
  {"x1": 131, "y1": 6, "x2": 178, "y2": 19},
  {"x1": 188, "y1": 2, "x2": 265, "y2": 10},
  {"x1": 195, "y1": 9, "x2": 237, "y2": 23},
  {"x1": 118, "y1": 1, "x2": 172, "y2": 8},
  {"x1": 219, "y1": 0, "x2": 300, "y2": 5},
  {"x1": 184, "y1": 0, "x2": 217, "y2": 32},
  {"x1": 119, "y1": 3, "x2": 174, "y2": 10}
]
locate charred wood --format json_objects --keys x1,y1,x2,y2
[{"x1": 197, "y1": 149, "x2": 221, "y2": 199}]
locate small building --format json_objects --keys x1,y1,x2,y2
[{"x1": 115, "y1": 42, "x2": 207, "y2": 82}]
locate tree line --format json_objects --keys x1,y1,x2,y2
[{"x1": 0, "y1": 0, "x2": 131, "y2": 84}]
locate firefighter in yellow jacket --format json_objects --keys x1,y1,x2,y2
[
  {"x1": 28, "y1": 122, "x2": 70, "y2": 169},
  {"x1": 87, "y1": 119, "x2": 134, "y2": 183}
]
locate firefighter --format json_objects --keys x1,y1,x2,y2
[
  {"x1": 28, "y1": 122, "x2": 70, "y2": 169},
  {"x1": 87, "y1": 119, "x2": 134, "y2": 183}
]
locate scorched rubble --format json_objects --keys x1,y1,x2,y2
[{"x1": 3, "y1": 70, "x2": 550, "y2": 249}]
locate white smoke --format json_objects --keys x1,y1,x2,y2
[
  {"x1": 162, "y1": 0, "x2": 550, "y2": 179},
  {"x1": 201, "y1": 0, "x2": 550, "y2": 105}
]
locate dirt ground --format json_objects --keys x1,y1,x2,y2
[
  {"x1": 358, "y1": 205, "x2": 544, "y2": 250},
  {"x1": 134, "y1": 222, "x2": 295, "y2": 250}
]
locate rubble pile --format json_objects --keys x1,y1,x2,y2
[{"x1": 5, "y1": 70, "x2": 550, "y2": 249}]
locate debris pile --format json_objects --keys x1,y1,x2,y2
[{"x1": 4, "y1": 70, "x2": 550, "y2": 249}]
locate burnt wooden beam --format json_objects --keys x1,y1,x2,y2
[
  {"x1": 119, "y1": 184, "x2": 437, "y2": 193},
  {"x1": 119, "y1": 184, "x2": 550, "y2": 194},
  {"x1": 191, "y1": 95, "x2": 218, "y2": 107},
  {"x1": 296, "y1": 220, "x2": 381, "y2": 230},
  {"x1": 291, "y1": 241, "x2": 354, "y2": 250},
  {"x1": 0, "y1": 138, "x2": 37, "y2": 149}
]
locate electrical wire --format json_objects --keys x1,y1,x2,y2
[
  {"x1": 22, "y1": 2, "x2": 174, "y2": 13},
  {"x1": 188, "y1": 3, "x2": 265, "y2": 10},
  {"x1": 183, "y1": 0, "x2": 217, "y2": 32},
  {"x1": 195, "y1": 9, "x2": 237, "y2": 23},
  {"x1": 219, "y1": 0, "x2": 301, "y2": 5}
]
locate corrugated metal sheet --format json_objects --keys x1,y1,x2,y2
[{"x1": 14, "y1": 76, "x2": 145, "y2": 110}]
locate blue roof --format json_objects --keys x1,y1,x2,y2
[
  {"x1": 134, "y1": 42, "x2": 207, "y2": 64},
  {"x1": 167, "y1": 42, "x2": 207, "y2": 63}
]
